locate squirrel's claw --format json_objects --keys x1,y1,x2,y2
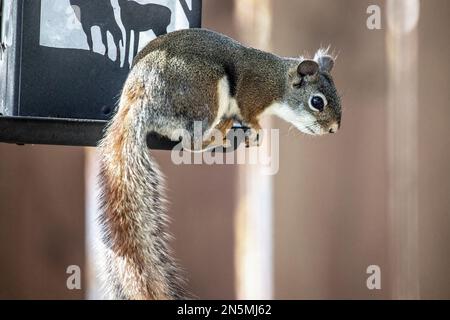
[{"x1": 245, "y1": 128, "x2": 261, "y2": 148}]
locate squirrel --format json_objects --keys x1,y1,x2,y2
[{"x1": 98, "y1": 28, "x2": 341, "y2": 299}]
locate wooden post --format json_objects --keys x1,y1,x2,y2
[
  {"x1": 386, "y1": 0, "x2": 420, "y2": 299},
  {"x1": 234, "y1": 0, "x2": 274, "y2": 300}
]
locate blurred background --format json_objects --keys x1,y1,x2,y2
[{"x1": 1, "y1": 0, "x2": 450, "y2": 299}]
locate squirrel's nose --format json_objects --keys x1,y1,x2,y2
[{"x1": 328, "y1": 122, "x2": 339, "y2": 134}]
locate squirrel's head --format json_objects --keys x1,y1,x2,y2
[{"x1": 281, "y1": 50, "x2": 341, "y2": 135}]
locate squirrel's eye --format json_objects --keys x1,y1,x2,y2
[{"x1": 309, "y1": 94, "x2": 327, "y2": 112}]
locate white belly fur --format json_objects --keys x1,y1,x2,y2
[{"x1": 211, "y1": 76, "x2": 242, "y2": 129}]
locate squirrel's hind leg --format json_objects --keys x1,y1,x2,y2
[{"x1": 201, "y1": 118, "x2": 234, "y2": 150}]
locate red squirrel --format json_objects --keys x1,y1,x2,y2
[{"x1": 98, "y1": 29, "x2": 341, "y2": 299}]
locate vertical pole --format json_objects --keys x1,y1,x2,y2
[
  {"x1": 234, "y1": 0, "x2": 273, "y2": 300},
  {"x1": 85, "y1": 149, "x2": 102, "y2": 299},
  {"x1": 386, "y1": 0, "x2": 420, "y2": 299}
]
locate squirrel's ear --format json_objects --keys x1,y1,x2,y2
[
  {"x1": 317, "y1": 55, "x2": 335, "y2": 73},
  {"x1": 297, "y1": 60, "x2": 319, "y2": 77}
]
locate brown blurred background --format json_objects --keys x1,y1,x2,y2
[{"x1": 1, "y1": 0, "x2": 449, "y2": 299}]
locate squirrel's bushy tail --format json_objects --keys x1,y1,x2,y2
[{"x1": 97, "y1": 81, "x2": 185, "y2": 300}]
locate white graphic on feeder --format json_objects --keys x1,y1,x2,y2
[{"x1": 39, "y1": 0, "x2": 191, "y2": 68}]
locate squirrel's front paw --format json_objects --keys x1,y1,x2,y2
[{"x1": 244, "y1": 128, "x2": 261, "y2": 148}]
